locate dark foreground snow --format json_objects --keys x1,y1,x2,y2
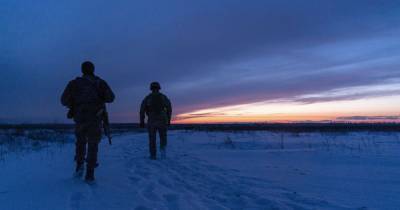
[{"x1": 0, "y1": 131, "x2": 399, "y2": 210}]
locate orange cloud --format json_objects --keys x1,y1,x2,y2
[{"x1": 174, "y1": 95, "x2": 400, "y2": 123}]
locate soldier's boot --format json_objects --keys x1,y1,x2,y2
[
  {"x1": 150, "y1": 154, "x2": 157, "y2": 160},
  {"x1": 75, "y1": 162, "x2": 84, "y2": 177},
  {"x1": 76, "y1": 162, "x2": 84, "y2": 172},
  {"x1": 160, "y1": 148, "x2": 166, "y2": 160},
  {"x1": 149, "y1": 147, "x2": 157, "y2": 160},
  {"x1": 85, "y1": 168, "x2": 95, "y2": 182}
]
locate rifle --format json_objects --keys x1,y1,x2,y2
[
  {"x1": 67, "y1": 107, "x2": 74, "y2": 119},
  {"x1": 98, "y1": 106, "x2": 112, "y2": 145}
]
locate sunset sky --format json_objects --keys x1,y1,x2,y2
[{"x1": 2, "y1": 0, "x2": 400, "y2": 123}]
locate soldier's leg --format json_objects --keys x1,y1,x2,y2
[
  {"x1": 75, "y1": 124, "x2": 87, "y2": 170},
  {"x1": 85, "y1": 122, "x2": 101, "y2": 180},
  {"x1": 159, "y1": 125, "x2": 167, "y2": 159},
  {"x1": 148, "y1": 126, "x2": 157, "y2": 159},
  {"x1": 159, "y1": 126, "x2": 167, "y2": 150},
  {"x1": 87, "y1": 141, "x2": 99, "y2": 169}
]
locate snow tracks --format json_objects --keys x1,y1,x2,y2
[{"x1": 116, "y1": 133, "x2": 347, "y2": 210}]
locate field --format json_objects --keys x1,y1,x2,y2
[{"x1": 0, "y1": 124, "x2": 399, "y2": 210}]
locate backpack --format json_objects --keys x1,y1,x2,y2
[
  {"x1": 70, "y1": 76, "x2": 103, "y2": 122},
  {"x1": 73, "y1": 76, "x2": 103, "y2": 105},
  {"x1": 148, "y1": 93, "x2": 165, "y2": 114}
]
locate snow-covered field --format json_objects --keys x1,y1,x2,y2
[{"x1": 0, "y1": 130, "x2": 399, "y2": 210}]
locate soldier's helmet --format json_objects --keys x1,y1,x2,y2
[
  {"x1": 150, "y1": 82, "x2": 161, "y2": 90},
  {"x1": 81, "y1": 61, "x2": 95, "y2": 75}
]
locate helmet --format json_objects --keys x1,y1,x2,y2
[
  {"x1": 150, "y1": 82, "x2": 161, "y2": 90},
  {"x1": 81, "y1": 61, "x2": 95, "y2": 75}
]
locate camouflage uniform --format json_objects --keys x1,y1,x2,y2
[
  {"x1": 61, "y1": 75, "x2": 114, "y2": 175},
  {"x1": 140, "y1": 92, "x2": 172, "y2": 159}
]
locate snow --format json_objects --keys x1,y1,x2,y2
[{"x1": 0, "y1": 130, "x2": 399, "y2": 210}]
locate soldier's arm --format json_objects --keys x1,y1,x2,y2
[
  {"x1": 101, "y1": 80, "x2": 115, "y2": 103},
  {"x1": 61, "y1": 81, "x2": 74, "y2": 107},
  {"x1": 164, "y1": 95, "x2": 172, "y2": 123},
  {"x1": 140, "y1": 97, "x2": 147, "y2": 124}
]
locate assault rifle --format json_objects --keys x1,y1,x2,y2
[
  {"x1": 67, "y1": 104, "x2": 112, "y2": 145},
  {"x1": 98, "y1": 106, "x2": 112, "y2": 145}
]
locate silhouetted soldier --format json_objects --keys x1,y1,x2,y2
[
  {"x1": 140, "y1": 82, "x2": 172, "y2": 160},
  {"x1": 61, "y1": 61, "x2": 115, "y2": 182}
]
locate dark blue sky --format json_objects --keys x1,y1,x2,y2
[{"x1": 2, "y1": 0, "x2": 400, "y2": 123}]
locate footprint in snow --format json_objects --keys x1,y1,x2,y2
[
  {"x1": 142, "y1": 184, "x2": 160, "y2": 201},
  {"x1": 135, "y1": 206, "x2": 151, "y2": 210},
  {"x1": 163, "y1": 193, "x2": 180, "y2": 210},
  {"x1": 129, "y1": 176, "x2": 141, "y2": 184},
  {"x1": 69, "y1": 192, "x2": 85, "y2": 210}
]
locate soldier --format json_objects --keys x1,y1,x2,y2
[
  {"x1": 140, "y1": 82, "x2": 172, "y2": 160},
  {"x1": 61, "y1": 61, "x2": 115, "y2": 182}
]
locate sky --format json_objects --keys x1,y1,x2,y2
[{"x1": 1, "y1": 0, "x2": 400, "y2": 123}]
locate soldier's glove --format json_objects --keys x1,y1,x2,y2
[{"x1": 139, "y1": 122, "x2": 145, "y2": 128}]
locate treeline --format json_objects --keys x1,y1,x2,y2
[
  {"x1": 0, "y1": 123, "x2": 400, "y2": 133},
  {"x1": 176, "y1": 123, "x2": 400, "y2": 132}
]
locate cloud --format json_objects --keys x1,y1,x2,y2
[
  {"x1": 1, "y1": 0, "x2": 400, "y2": 122},
  {"x1": 295, "y1": 80, "x2": 400, "y2": 104},
  {"x1": 174, "y1": 112, "x2": 230, "y2": 121},
  {"x1": 336, "y1": 116, "x2": 400, "y2": 121}
]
